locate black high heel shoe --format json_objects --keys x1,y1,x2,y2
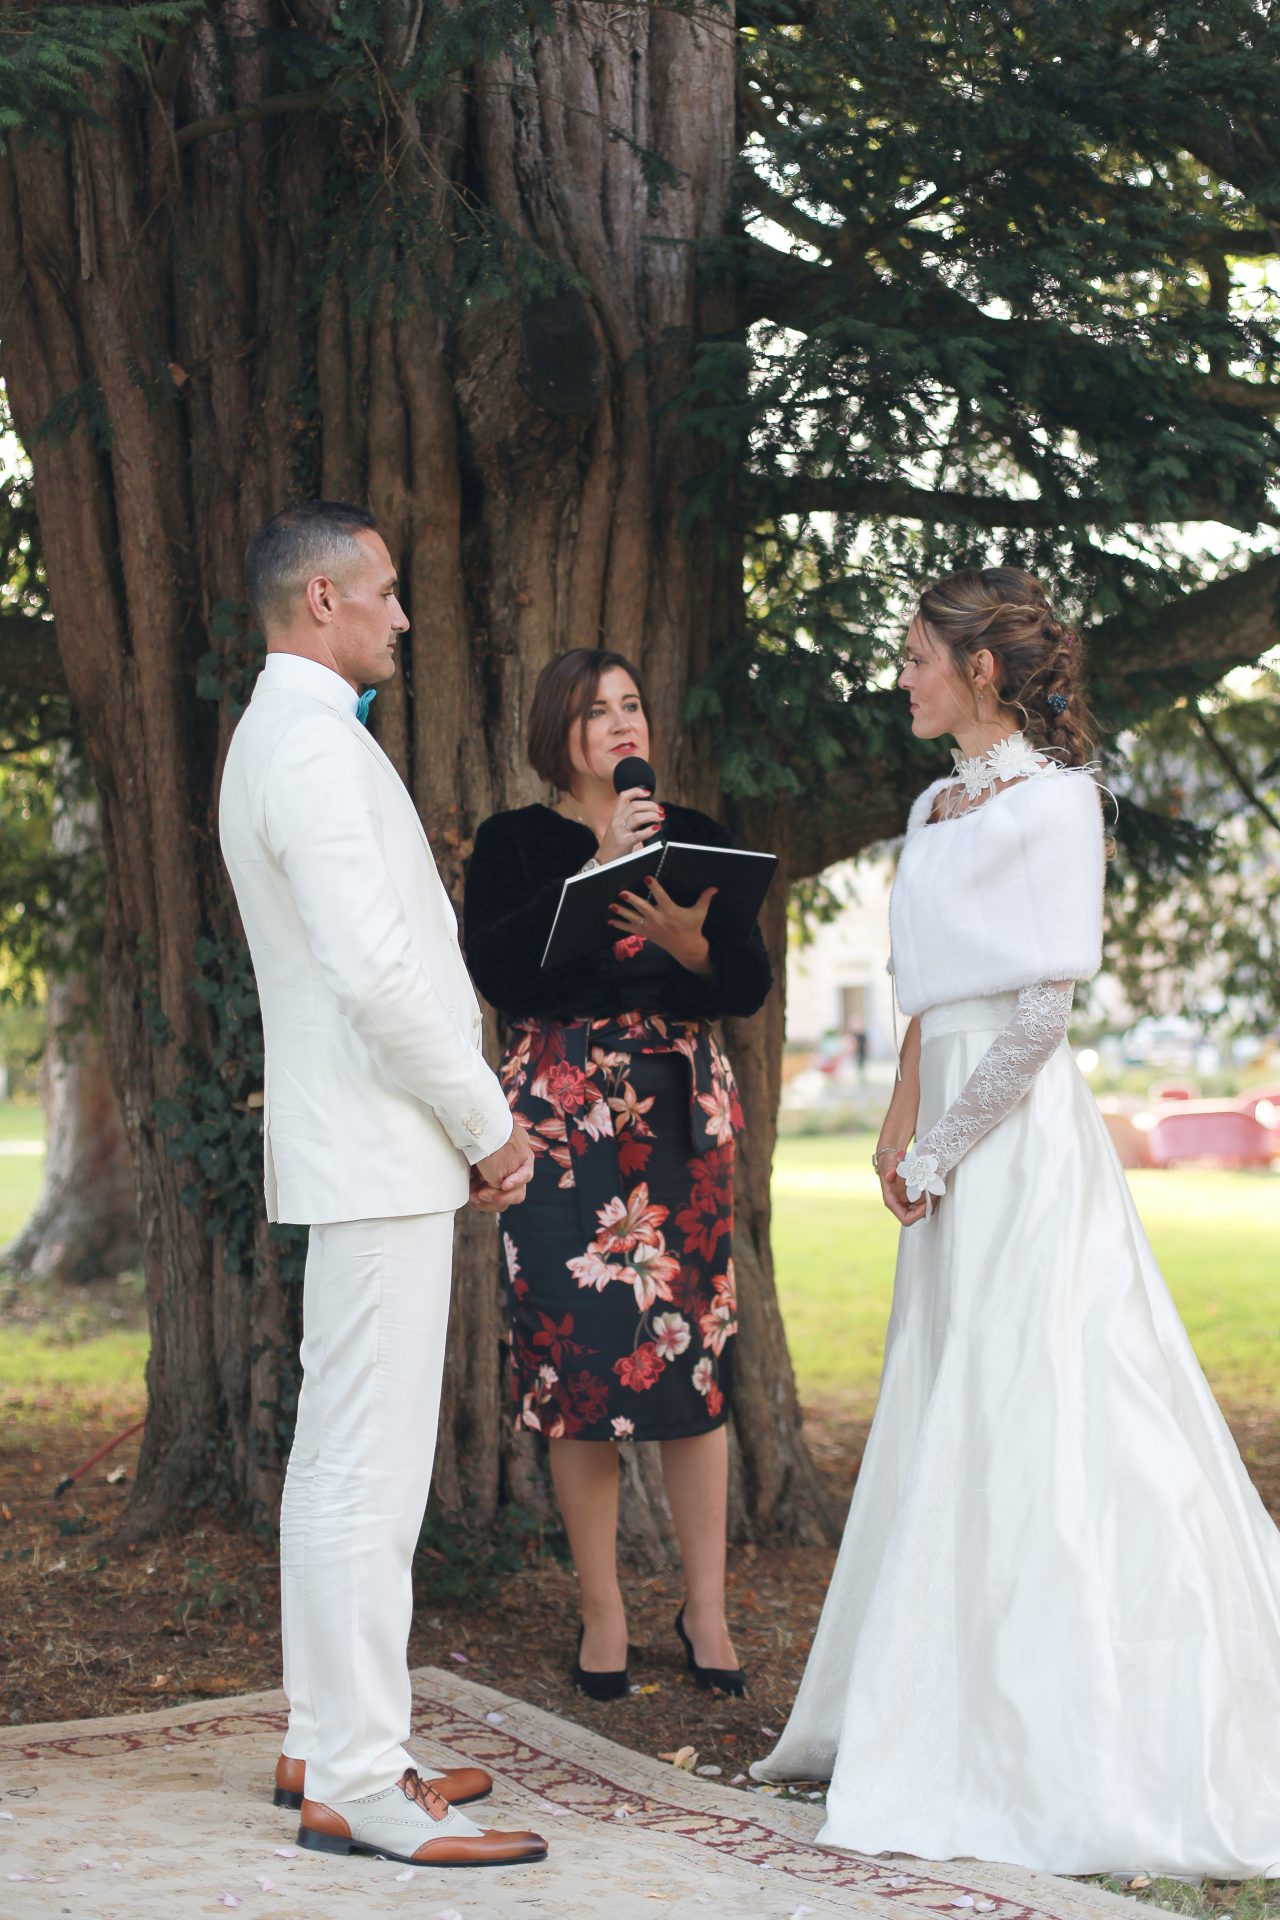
[
  {"x1": 571, "y1": 1623, "x2": 631, "y2": 1701},
  {"x1": 674, "y1": 1603, "x2": 748, "y2": 1697}
]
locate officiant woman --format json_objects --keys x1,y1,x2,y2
[{"x1": 464, "y1": 649, "x2": 771, "y2": 1699}]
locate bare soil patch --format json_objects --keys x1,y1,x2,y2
[{"x1": 5, "y1": 1390, "x2": 1279, "y2": 1796}]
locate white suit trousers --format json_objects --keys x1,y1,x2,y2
[{"x1": 279, "y1": 1211, "x2": 454, "y2": 1803}]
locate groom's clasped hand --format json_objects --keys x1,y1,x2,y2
[{"x1": 468, "y1": 1121, "x2": 536, "y2": 1213}]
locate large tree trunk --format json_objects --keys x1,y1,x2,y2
[
  {"x1": 3, "y1": 767, "x2": 138, "y2": 1286},
  {"x1": 3, "y1": 975, "x2": 138, "y2": 1285},
  {"x1": 0, "y1": 1, "x2": 832, "y2": 1545}
]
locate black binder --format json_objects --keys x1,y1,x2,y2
[{"x1": 540, "y1": 838, "x2": 778, "y2": 971}]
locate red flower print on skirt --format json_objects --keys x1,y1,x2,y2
[
  {"x1": 614, "y1": 1341, "x2": 665, "y2": 1392},
  {"x1": 498, "y1": 1012, "x2": 738, "y2": 1441},
  {"x1": 543, "y1": 1058, "x2": 589, "y2": 1112}
]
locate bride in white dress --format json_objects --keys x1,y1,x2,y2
[{"x1": 752, "y1": 566, "x2": 1280, "y2": 1878}]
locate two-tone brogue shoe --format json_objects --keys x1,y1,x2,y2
[
  {"x1": 297, "y1": 1767, "x2": 546, "y2": 1868},
  {"x1": 273, "y1": 1751, "x2": 492, "y2": 1812}
]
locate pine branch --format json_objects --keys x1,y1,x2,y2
[
  {"x1": 1202, "y1": 375, "x2": 1280, "y2": 416},
  {"x1": 743, "y1": 235, "x2": 1280, "y2": 420},
  {"x1": 762, "y1": 474, "x2": 1279, "y2": 534},
  {"x1": 1193, "y1": 700, "x2": 1280, "y2": 835},
  {"x1": 780, "y1": 557, "x2": 1280, "y2": 880},
  {"x1": 1101, "y1": 554, "x2": 1280, "y2": 691},
  {"x1": 774, "y1": 477, "x2": 1063, "y2": 527},
  {"x1": 741, "y1": 170, "x2": 878, "y2": 273},
  {"x1": 740, "y1": 236, "x2": 836, "y2": 328},
  {"x1": 742, "y1": 172, "x2": 838, "y2": 257}
]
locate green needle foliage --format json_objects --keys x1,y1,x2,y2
[
  {"x1": 689, "y1": 0, "x2": 1280, "y2": 790},
  {"x1": 0, "y1": 1, "x2": 1276, "y2": 1337},
  {"x1": 0, "y1": 2, "x2": 206, "y2": 130},
  {"x1": 0, "y1": 3, "x2": 1276, "y2": 1009},
  {"x1": 0, "y1": 430, "x2": 96, "y2": 1001},
  {"x1": 1106, "y1": 666, "x2": 1280, "y2": 1024}
]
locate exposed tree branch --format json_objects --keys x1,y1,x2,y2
[
  {"x1": 772, "y1": 476, "x2": 1064, "y2": 527},
  {"x1": 1100, "y1": 553, "x2": 1280, "y2": 691},
  {"x1": 174, "y1": 83, "x2": 342, "y2": 149},
  {"x1": 742, "y1": 173, "x2": 836, "y2": 258},
  {"x1": 742, "y1": 236, "x2": 1280, "y2": 419},
  {"x1": 0, "y1": 610, "x2": 67, "y2": 696},
  {"x1": 781, "y1": 554, "x2": 1280, "y2": 880},
  {"x1": 785, "y1": 726, "x2": 923, "y2": 881},
  {"x1": 1173, "y1": 225, "x2": 1275, "y2": 259},
  {"x1": 742, "y1": 169, "x2": 903, "y2": 276},
  {"x1": 1019, "y1": 166, "x2": 1278, "y2": 261},
  {"x1": 760, "y1": 474, "x2": 1279, "y2": 534},
  {"x1": 147, "y1": 20, "x2": 198, "y2": 102},
  {"x1": 1203, "y1": 374, "x2": 1280, "y2": 415},
  {"x1": 1193, "y1": 700, "x2": 1280, "y2": 835},
  {"x1": 740, "y1": 236, "x2": 842, "y2": 329}
]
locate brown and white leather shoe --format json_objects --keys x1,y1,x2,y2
[
  {"x1": 297, "y1": 1768, "x2": 546, "y2": 1867},
  {"x1": 273, "y1": 1751, "x2": 492, "y2": 1812}
]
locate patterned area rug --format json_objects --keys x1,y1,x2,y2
[{"x1": 0, "y1": 1666, "x2": 1138, "y2": 1919}]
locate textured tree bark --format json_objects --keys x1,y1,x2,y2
[
  {"x1": 0, "y1": 1, "x2": 835, "y2": 1547},
  {"x1": 3, "y1": 975, "x2": 138, "y2": 1286},
  {"x1": 2, "y1": 763, "x2": 138, "y2": 1287},
  {"x1": 5, "y1": 3, "x2": 1273, "y2": 1551}
]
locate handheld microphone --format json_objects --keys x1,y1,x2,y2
[
  {"x1": 611, "y1": 754, "x2": 657, "y2": 797},
  {"x1": 611, "y1": 754, "x2": 662, "y2": 850}
]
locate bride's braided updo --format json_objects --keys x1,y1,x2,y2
[{"x1": 915, "y1": 566, "x2": 1094, "y2": 768}]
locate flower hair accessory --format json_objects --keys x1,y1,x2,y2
[{"x1": 1047, "y1": 692, "x2": 1068, "y2": 715}]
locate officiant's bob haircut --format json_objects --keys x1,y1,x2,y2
[{"x1": 527, "y1": 648, "x2": 654, "y2": 792}]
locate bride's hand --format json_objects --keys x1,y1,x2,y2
[{"x1": 877, "y1": 1150, "x2": 928, "y2": 1227}]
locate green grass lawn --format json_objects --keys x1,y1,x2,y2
[
  {"x1": 0, "y1": 1102, "x2": 147, "y2": 1413},
  {"x1": 2, "y1": 1103, "x2": 1276, "y2": 1424},
  {"x1": 0, "y1": 1098, "x2": 43, "y2": 1142},
  {"x1": 0, "y1": 1326, "x2": 148, "y2": 1401},
  {"x1": 0, "y1": 1100, "x2": 45, "y2": 1242},
  {"x1": 773, "y1": 1131, "x2": 1280, "y2": 1417}
]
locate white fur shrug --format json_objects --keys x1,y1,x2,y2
[{"x1": 889, "y1": 764, "x2": 1105, "y2": 1018}]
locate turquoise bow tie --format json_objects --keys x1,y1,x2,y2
[{"x1": 356, "y1": 688, "x2": 377, "y2": 727}]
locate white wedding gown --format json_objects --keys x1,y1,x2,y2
[{"x1": 753, "y1": 756, "x2": 1280, "y2": 1878}]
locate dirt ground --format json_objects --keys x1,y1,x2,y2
[
  {"x1": 0, "y1": 1397, "x2": 854, "y2": 1770},
  {"x1": 5, "y1": 1391, "x2": 1280, "y2": 1787}
]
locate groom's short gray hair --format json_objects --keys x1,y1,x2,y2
[{"x1": 245, "y1": 502, "x2": 379, "y2": 628}]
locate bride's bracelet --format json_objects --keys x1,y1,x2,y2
[{"x1": 872, "y1": 1145, "x2": 903, "y2": 1174}]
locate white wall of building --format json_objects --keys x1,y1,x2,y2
[{"x1": 785, "y1": 855, "x2": 899, "y2": 1058}]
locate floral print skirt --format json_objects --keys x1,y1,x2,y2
[{"x1": 498, "y1": 1011, "x2": 743, "y2": 1443}]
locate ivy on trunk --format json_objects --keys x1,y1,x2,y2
[{"x1": 0, "y1": 0, "x2": 1277, "y2": 1544}]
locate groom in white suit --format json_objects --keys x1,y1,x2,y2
[{"x1": 218, "y1": 502, "x2": 546, "y2": 1870}]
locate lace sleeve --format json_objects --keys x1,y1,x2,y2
[{"x1": 897, "y1": 981, "x2": 1075, "y2": 1211}]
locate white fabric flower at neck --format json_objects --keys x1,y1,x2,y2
[{"x1": 950, "y1": 731, "x2": 1048, "y2": 804}]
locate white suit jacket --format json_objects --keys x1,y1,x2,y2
[{"x1": 218, "y1": 654, "x2": 513, "y2": 1224}]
